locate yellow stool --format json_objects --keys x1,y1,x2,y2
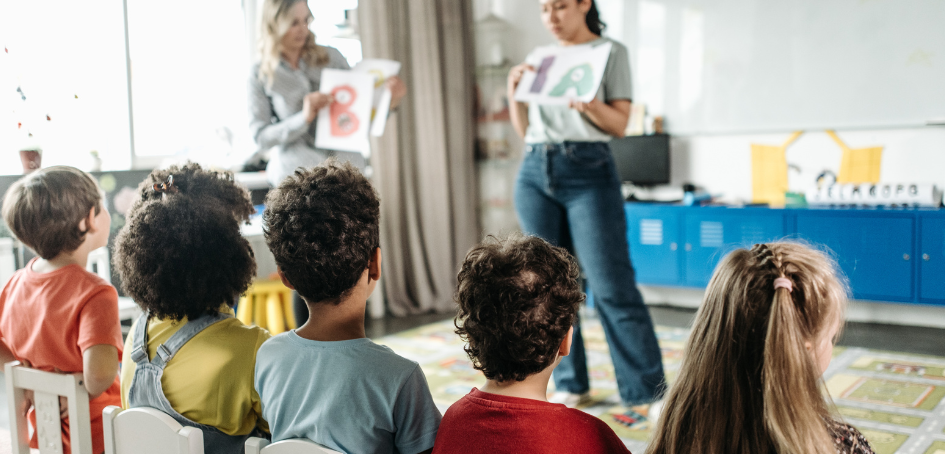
[{"x1": 236, "y1": 280, "x2": 297, "y2": 335}]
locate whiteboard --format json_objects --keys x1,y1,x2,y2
[{"x1": 601, "y1": 0, "x2": 945, "y2": 135}]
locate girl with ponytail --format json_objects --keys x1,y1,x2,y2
[{"x1": 646, "y1": 242, "x2": 875, "y2": 454}]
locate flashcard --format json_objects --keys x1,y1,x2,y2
[
  {"x1": 315, "y1": 68, "x2": 375, "y2": 153},
  {"x1": 514, "y1": 41, "x2": 612, "y2": 105},
  {"x1": 353, "y1": 58, "x2": 402, "y2": 136}
]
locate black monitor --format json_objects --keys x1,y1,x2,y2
[{"x1": 609, "y1": 134, "x2": 670, "y2": 186}]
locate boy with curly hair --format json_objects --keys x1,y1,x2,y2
[
  {"x1": 257, "y1": 159, "x2": 441, "y2": 454},
  {"x1": 432, "y1": 235, "x2": 632, "y2": 454},
  {"x1": 114, "y1": 163, "x2": 270, "y2": 454},
  {"x1": 0, "y1": 166, "x2": 122, "y2": 454}
]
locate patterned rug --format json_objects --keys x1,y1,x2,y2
[{"x1": 373, "y1": 316, "x2": 945, "y2": 454}]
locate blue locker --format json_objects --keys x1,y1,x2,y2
[
  {"x1": 919, "y1": 216, "x2": 945, "y2": 304},
  {"x1": 795, "y1": 214, "x2": 914, "y2": 302},
  {"x1": 683, "y1": 210, "x2": 785, "y2": 287},
  {"x1": 624, "y1": 204, "x2": 682, "y2": 286}
]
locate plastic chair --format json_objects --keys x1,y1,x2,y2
[
  {"x1": 86, "y1": 246, "x2": 140, "y2": 333},
  {"x1": 235, "y1": 280, "x2": 296, "y2": 335},
  {"x1": 245, "y1": 437, "x2": 342, "y2": 454},
  {"x1": 102, "y1": 406, "x2": 203, "y2": 454},
  {"x1": 4, "y1": 361, "x2": 93, "y2": 454}
]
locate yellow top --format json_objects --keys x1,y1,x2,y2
[{"x1": 120, "y1": 307, "x2": 271, "y2": 435}]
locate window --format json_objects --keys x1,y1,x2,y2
[
  {"x1": 126, "y1": 0, "x2": 252, "y2": 168},
  {"x1": 0, "y1": 1, "x2": 131, "y2": 174}
]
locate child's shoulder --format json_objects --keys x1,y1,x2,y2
[{"x1": 258, "y1": 334, "x2": 418, "y2": 371}]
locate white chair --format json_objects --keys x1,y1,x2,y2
[
  {"x1": 85, "y1": 246, "x2": 141, "y2": 333},
  {"x1": 245, "y1": 437, "x2": 342, "y2": 454},
  {"x1": 5, "y1": 361, "x2": 93, "y2": 454},
  {"x1": 102, "y1": 406, "x2": 203, "y2": 454}
]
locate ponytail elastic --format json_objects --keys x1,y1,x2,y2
[{"x1": 773, "y1": 277, "x2": 793, "y2": 293}]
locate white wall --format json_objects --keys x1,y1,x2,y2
[
  {"x1": 479, "y1": 0, "x2": 945, "y2": 326},
  {"x1": 672, "y1": 128, "x2": 945, "y2": 203}
]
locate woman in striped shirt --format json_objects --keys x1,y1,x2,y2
[{"x1": 248, "y1": 0, "x2": 406, "y2": 186}]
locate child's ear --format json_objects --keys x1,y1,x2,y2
[
  {"x1": 277, "y1": 267, "x2": 296, "y2": 290},
  {"x1": 79, "y1": 207, "x2": 95, "y2": 233},
  {"x1": 558, "y1": 326, "x2": 574, "y2": 357},
  {"x1": 368, "y1": 247, "x2": 382, "y2": 281}
]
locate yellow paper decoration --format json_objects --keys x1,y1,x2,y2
[
  {"x1": 751, "y1": 131, "x2": 802, "y2": 206},
  {"x1": 827, "y1": 130, "x2": 883, "y2": 184}
]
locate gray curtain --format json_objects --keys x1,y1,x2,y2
[{"x1": 359, "y1": 0, "x2": 479, "y2": 315}]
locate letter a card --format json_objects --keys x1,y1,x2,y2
[
  {"x1": 514, "y1": 41, "x2": 612, "y2": 105},
  {"x1": 315, "y1": 68, "x2": 375, "y2": 153}
]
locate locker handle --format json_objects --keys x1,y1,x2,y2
[
  {"x1": 685, "y1": 243, "x2": 693, "y2": 252},
  {"x1": 670, "y1": 242, "x2": 678, "y2": 251},
  {"x1": 903, "y1": 254, "x2": 910, "y2": 261},
  {"x1": 923, "y1": 253, "x2": 931, "y2": 261}
]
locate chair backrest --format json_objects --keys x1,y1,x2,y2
[
  {"x1": 4, "y1": 361, "x2": 92, "y2": 454},
  {"x1": 103, "y1": 406, "x2": 204, "y2": 454},
  {"x1": 86, "y1": 246, "x2": 110, "y2": 283},
  {"x1": 0, "y1": 238, "x2": 15, "y2": 288},
  {"x1": 245, "y1": 437, "x2": 343, "y2": 454}
]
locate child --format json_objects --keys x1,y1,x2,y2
[
  {"x1": 432, "y1": 234, "x2": 632, "y2": 454},
  {"x1": 256, "y1": 160, "x2": 441, "y2": 454},
  {"x1": 0, "y1": 166, "x2": 123, "y2": 454},
  {"x1": 646, "y1": 242, "x2": 875, "y2": 454},
  {"x1": 113, "y1": 163, "x2": 270, "y2": 454}
]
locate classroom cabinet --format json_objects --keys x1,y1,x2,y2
[
  {"x1": 683, "y1": 211, "x2": 785, "y2": 287},
  {"x1": 919, "y1": 216, "x2": 945, "y2": 304},
  {"x1": 795, "y1": 213, "x2": 914, "y2": 302},
  {"x1": 625, "y1": 204, "x2": 945, "y2": 306},
  {"x1": 625, "y1": 205, "x2": 682, "y2": 285}
]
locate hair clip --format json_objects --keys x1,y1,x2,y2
[
  {"x1": 152, "y1": 175, "x2": 179, "y2": 194},
  {"x1": 773, "y1": 277, "x2": 793, "y2": 293}
]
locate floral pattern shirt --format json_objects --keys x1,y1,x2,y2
[{"x1": 828, "y1": 419, "x2": 876, "y2": 454}]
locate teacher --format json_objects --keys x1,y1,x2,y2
[
  {"x1": 507, "y1": 0, "x2": 666, "y2": 416},
  {"x1": 248, "y1": 0, "x2": 406, "y2": 186},
  {"x1": 248, "y1": 0, "x2": 406, "y2": 326}
]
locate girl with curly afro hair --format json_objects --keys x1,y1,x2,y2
[{"x1": 114, "y1": 163, "x2": 270, "y2": 454}]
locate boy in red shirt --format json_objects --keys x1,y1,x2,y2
[
  {"x1": 0, "y1": 166, "x2": 123, "y2": 454},
  {"x1": 432, "y1": 235, "x2": 632, "y2": 454}
]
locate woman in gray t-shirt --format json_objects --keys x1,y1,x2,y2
[
  {"x1": 248, "y1": 0, "x2": 406, "y2": 187},
  {"x1": 506, "y1": 0, "x2": 666, "y2": 414}
]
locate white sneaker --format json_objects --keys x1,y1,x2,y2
[
  {"x1": 647, "y1": 399, "x2": 664, "y2": 424},
  {"x1": 548, "y1": 391, "x2": 592, "y2": 407}
]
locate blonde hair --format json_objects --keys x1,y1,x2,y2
[
  {"x1": 257, "y1": 0, "x2": 329, "y2": 88},
  {"x1": 647, "y1": 242, "x2": 849, "y2": 454}
]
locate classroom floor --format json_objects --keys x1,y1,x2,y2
[
  {"x1": 375, "y1": 305, "x2": 945, "y2": 454},
  {"x1": 1, "y1": 305, "x2": 943, "y2": 454}
]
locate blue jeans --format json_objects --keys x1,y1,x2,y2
[{"x1": 514, "y1": 141, "x2": 666, "y2": 405}]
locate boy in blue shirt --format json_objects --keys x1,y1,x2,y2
[{"x1": 256, "y1": 160, "x2": 441, "y2": 454}]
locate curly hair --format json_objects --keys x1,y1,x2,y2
[
  {"x1": 263, "y1": 160, "x2": 380, "y2": 304},
  {"x1": 1, "y1": 166, "x2": 102, "y2": 259},
  {"x1": 113, "y1": 162, "x2": 256, "y2": 321},
  {"x1": 454, "y1": 234, "x2": 585, "y2": 383}
]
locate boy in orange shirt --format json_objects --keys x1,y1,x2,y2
[{"x1": 0, "y1": 166, "x2": 123, "y2": 454}]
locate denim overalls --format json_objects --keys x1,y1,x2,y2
[{"x1": 127, "y1": 312, "x2": 256, "y2": 454}]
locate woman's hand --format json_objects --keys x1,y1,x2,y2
[
  {"x1": 507, "y1": 62, "x2": 535, "y2": 95},
  {"x1": 570, "y1": 98, "x2": 631, "y2": 138},
  {"x1": 387, "y1": 76, "x2": 407, "y2": 110},
  {"x1": 303, "y1": 92, "x2": 334, "y2": 123}
]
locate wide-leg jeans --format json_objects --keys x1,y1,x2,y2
[{"x1": 514, "y1": 141, "x2": 666, "y2": 405}]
